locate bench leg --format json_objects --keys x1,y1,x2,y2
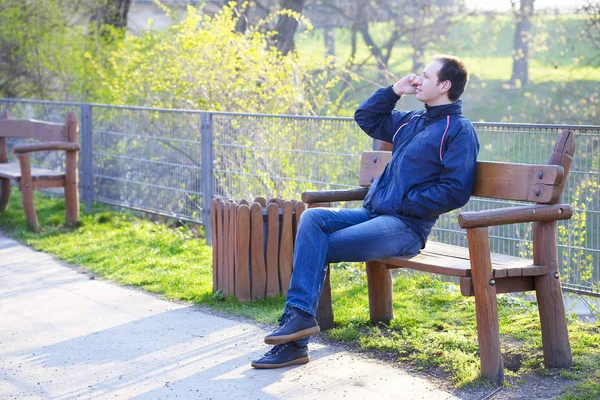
[
  {"x1": 316, "y1": 264, "x2": 334, "y2": 330},
  {"x1": 467, "y1": 227, "x2": 504, "y2": 385},
  {"x1": 366, "y1": 261, "x2": 393, "y2": 324},
  {"x1": 18, "y1": 155, "x2": 39, "y2": 233},
  {"x1": 0, "y1": 178, "x2": 10, "y2": 212},
  {"x1": 64, "y1": 151, "x2": 79, "y2": 226},
  {"x1": 20, "y1": 180, "x2": 39, "y2": 232},
  {"x1": 533, "y1": 222, "x2": 572, "y2": 368}
]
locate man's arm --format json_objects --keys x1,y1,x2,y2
[
  {"x1": 354, "y1": 75, "x2": 420, "y2": 143},
  {"x1": 401, "y1": 121, "x2": 480, "y2": 218}
]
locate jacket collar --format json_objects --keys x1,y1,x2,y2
[{"x1": 423, "y1": 100, "x2": 463, "y2": 122}]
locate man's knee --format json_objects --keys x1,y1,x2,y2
[{"x1": 299, "y1": 207, "x2": 325, "y2": 224}]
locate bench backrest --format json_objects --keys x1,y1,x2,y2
[
  {"x1": 0, "y1": 110, "x2": 78, "y2": 162},
  {"x1": 360, "y1": 129, "x2": 575, "y2": 205}
]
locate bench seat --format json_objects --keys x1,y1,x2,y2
[
  {"x1": 0, "y1": 162, "x2": 65, "y2": 180},
  {"x1": 380, "y1": 241, "x2": 546, "y2": 278}
]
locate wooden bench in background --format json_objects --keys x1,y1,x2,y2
[
  {"x1": 0, "y1": 111, "x2": 80, "y2": 232},
  {"x1": 302, "y1": 129, "x2": 575, "y2": 384}
]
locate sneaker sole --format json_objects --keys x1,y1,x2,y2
[
  {"x1": 264, "y1": 326, "x2": 321, "y2": 345},
  {"x1": 251, "y1": 356, "x2": 310, "y2": 369}
]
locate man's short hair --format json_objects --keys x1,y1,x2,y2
[{"x1": 433, "y1": 54, "x2": 469, "y2": 102}]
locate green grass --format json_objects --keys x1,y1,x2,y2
[{"x1": 1, "y1": 189, "x2": 599, "y2": 392}]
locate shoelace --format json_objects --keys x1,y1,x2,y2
[
  {"x1": 278, "y1": 312, "x2": 291, "y2": 326},
  {"x1": 264, "y1": 344, "x2": 286, "y2": 357}
]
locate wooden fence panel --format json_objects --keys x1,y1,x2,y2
[
  {"x1": 236, "y1": 204, "x2": 251, "y2": 301},
  {"x1": 279, "y1": 200, "x2": 294, "y2": 295},
  {"x1": 266, "y1": 203, "x2": 280, "y2": 297},
  {"x1": 250, "y1": 202, "x2": 266, "y2": 300}
]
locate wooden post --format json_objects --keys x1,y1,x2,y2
[
  {"x1": 211, "y1": 198, "x2": 218, "y2": 293},
  {"x1": 0, "y1": 177, "x2": 9, "y2": 212},
  {"x1": 279, "y1": 201, "x2": 294, "y2": 296},
  {"x1": 227, "y1": 201, "x2": 236, "y2": 296},
  {"x1": 531, "y1": 128, "x2": 574, "y2": 368},
  {"x1": 216, "y1": 199, "x2": 225, "y2": 292},
  {"x1": 265, "y1": 203, "x2": 280, "y2": 297},
  {"x1": 316, "y1": 265, "x2": 334, "y2": 330},
  {"x1": 222, "y1": 201, "x2": 230, "y2": 295},
  {"x1": 533, "y1": 221, "x2": 572, "y2": 368},
  {"x1": 235, "y1": 204, "x2": 251, "y2": 301},
  {"x1": 250, "y1": 202, "x2": 266, "y2": 300},
  {"x1": 366, "y1": 261, "x2": 394, "y2": 324},
  {"x1": 17, "y1": 154, "x2": 39, "y2": 232},
  {"x1": 467, "y1": 227, "x2": 504, "y2": 385},
  {"x1": 64, "y1": 112, "x2": 79, "y2": 226},
  {"x1": 0, "y1": 112, "x2": 9, "y2": 212}
]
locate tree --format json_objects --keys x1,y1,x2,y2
[
  {"x1": 0, "y1": 0, "x2": 130, "y2": 100},
  {"x1": 89, "y1": 0, "x2": 132, "y2": 41},
  {"x1": 272, "y1": 0, "x2": 306, "y2": 55},
  {"x1": 510, "y1": 0, "x2": 535, "y2": 87},
  {"x1": 207, "y1": 0, "x2": 307, "y2": 56},
  {"x1": 307, "y1": 0, "x2": 467, "y2": 79},
  {"x1": 579, "y1": 0, "x2": 600, "y2": 50}
]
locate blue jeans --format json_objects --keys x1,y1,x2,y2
[{"x1": 284, "y1": 207, "x2": 422, "y2": 346}]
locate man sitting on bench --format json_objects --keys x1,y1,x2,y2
[{"x1": 251, "y1": 54, "x2": 480, "y2": 369}]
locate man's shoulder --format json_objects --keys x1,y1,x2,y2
[{"x1": 453, "y1": 116, "x2": 475, "y2": 131}]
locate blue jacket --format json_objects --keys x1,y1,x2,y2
[{"x1": 354, "y1": 86, "x2": 480, "y2": 247}]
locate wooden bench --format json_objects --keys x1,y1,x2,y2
[
  {"x1": 0, "y1": 111, "x2": 80, "y2": 232},
  {"x1": 302, "y1": 129, "x2": 575, "y2": 384}
]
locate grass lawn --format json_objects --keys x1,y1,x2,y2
[{"x1": 1, "y1": 189, "x2": 599, "y2": 397}]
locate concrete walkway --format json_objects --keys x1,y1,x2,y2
[{"x1": 0, "y1": 234, "x2": 458, "y2": 400}]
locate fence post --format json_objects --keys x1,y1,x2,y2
[
  {"x1": 201, "y1": 112, "x2": 214, "y2": 245},
  {"x1": 80, "y1": 104, "x2": 93, "y2": 213}
]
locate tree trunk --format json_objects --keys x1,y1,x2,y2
[
  {"x1": 511, "y1": 0, "x2": 534, "y2": 86},
  {"x1": 411, "y1": 44, "x2": 425, "y2": 73},
  {"x1": 90, "y1": 0, "x2": 131, "y2": 41},
  {"x1": 324, "y1": 26, "x2": 335, "y2": 57},
  {"x1": 231, "y1": 0, "x2": 249, "y2": 33},
  {"x1": 273, "y1": 0, "x2": 306, "y2": 56}
]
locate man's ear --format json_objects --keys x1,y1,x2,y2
[{"x1": 440, "y1": 80, "x2": 451, "y2": 94}]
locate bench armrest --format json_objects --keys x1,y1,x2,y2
[
  {"x1": 458, "y1": 204, "x2": 572, "y2": 229},
  {"x1": 13, "y1": 141, "x2": 80, "y2": 154},
  {"x1": 302, "y1": 187, "x2": 369, "y2": 204}
]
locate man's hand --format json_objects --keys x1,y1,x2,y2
[{"x1": 392, "y1": 74, "x2": 419, "y2": 96}]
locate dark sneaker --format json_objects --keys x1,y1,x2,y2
[
  {"x1": 251, "y1": 343, "x2": 309, "y2": 369},
  {"x1": 264, "y1": 308, "x2": 320, "y2": 345}
]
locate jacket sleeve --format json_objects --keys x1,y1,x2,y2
[
  {"x1": 354, "y1": 86, "x2": 415, "y2": 143},
  {"x1": 401, "y1": 121, "x2": 480, "y2": 218}
]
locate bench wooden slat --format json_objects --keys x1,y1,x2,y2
[
  {"x1": 0, "y1": 162, "x2": 64, "y2": 180},
  {"x1": 359, "y1": 152, "x2": 564, "y2": 203},
  {"x1": 0, "y1": 119, "x2": 65, "y2": 142},
  {"x1": 473, "y1": 162, "x2": 564, "y2": 204},
  {"x1": 359, "y1": 152, "x2": 392, "y2": 186},
  {"x1": 380, "y1": 241, "x2": 546, "y2": 278}
]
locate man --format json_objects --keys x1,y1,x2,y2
[{"x1": 251, "y1": 54, "x2": 479, "y2": 369}]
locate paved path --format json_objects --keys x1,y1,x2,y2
[{"x1": 0, "y1": 234, "x2": 458, "y2": 400}]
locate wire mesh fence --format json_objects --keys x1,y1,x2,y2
[{"x1": 1, "y1": 98, "x2": 598, "y2": 296}]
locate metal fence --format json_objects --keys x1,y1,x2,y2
[{"x1": 1, "y1": 98, "x2": 599, "y2": 297}]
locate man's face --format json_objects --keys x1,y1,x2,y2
[{"x1": 414, "y1": 60, "x2": 449, "y2": 106}]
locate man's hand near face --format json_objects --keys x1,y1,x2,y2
[{"x1": 392, "y1": 74, "x2": 419, "y2": 96}]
